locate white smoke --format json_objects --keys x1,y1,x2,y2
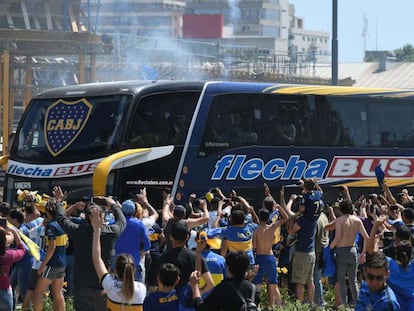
[{"x1": 228, "y1": 0, "x2": 241, "y2": 33}]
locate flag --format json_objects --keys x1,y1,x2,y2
[
  {"x1": 7, "y1": 221, "x2": 40, "y2": 261},
  {"x1": 375, "y1": 164, "x2": 386, "y2": 186}
]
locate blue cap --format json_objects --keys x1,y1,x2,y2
[{"x1": 121, "y1": 200, "x2": 135, "y2": 215}]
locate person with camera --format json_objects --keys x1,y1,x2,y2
[
  {"x1": 53, "y1": 186, "x2": 126, "y2": 311},
  {"x1": 366, "y1": 214, "x2": 414, "y2": 310}
]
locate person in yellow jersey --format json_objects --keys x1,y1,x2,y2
[{"x1": 90, "y1": 207, "x2": 146, "y2": 311}]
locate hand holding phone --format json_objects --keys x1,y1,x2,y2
[{"x1": 92, "y1": 197, "x2": 107, "y2": 206}]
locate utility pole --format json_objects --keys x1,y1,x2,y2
[{"x1": 332, "y1": 0, "x2": 338, "y2": 85}]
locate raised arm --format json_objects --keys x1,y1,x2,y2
[
  {"x1": 272, "y1": 201, "x2": 289, "y2": 229},
  {"x1": 382, "y1": 182, "x2": 397, "y2": 205},
  {"x1": 341, "y1": 185, "x2": 352, "y2": 203},
  {"x1": 137, "y1": 188, "x2": 159, "y2": 222},
  {"x1": 186, "y1": 199, "x2": 209, "y2": 230},
  {"x1": 162, "y1": 194, "x2": 174, "y2": 227},
  {"x1": 313, "y1": 178, "x2": 323, "y2": 194},
  {"x1": 90, "y1": 207, "x2": 108, "y2": 280},
  {"x1": 366, "y1": 215, "x2": 387, "y2": 254},
  {"x1": 280, "y1": 186, "x2": 296, "y2": 218},
  {"x1": 106, "y1": 197, "x2": 126, "y2": 236}
]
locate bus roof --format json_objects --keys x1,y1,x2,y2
[
  {"x1": 35, "y1": 80, "x2": 206, "y2": 98},
  {"x1": 35, "y1": 80, "x2": 414, "y2": 99}
]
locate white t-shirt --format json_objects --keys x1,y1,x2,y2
[{"x1": 101, "y1": 273, "x2": 146, "y2": 310}]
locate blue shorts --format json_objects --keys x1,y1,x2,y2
[{"x1": 253, "y1": 254, "x2": 278, "y2": 285}]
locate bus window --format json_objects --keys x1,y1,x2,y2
[
  {"x1": 322, "y1": 96, "x2": 414, "y2": 148},
  {"x1": 366, "y1": 98, "x2": 414, "y2": 148},
  {"x1": 14, "y1": 95, "x2": 130, "y2": 162},
  {"x1": 127, "y1": 91, "x2": 199, "y2": 148},
  {"x1": 315, "y1": 95, "x2": 360, "y2": 147},
  {"x1": 199, "y1": 93, "x2": 313, "y2": 155}
]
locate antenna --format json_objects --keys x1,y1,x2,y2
[
  {"x1": 375, "y1": 14, "x2": 378, "y2": 51},
  {"x1": 362, "y1": 13, "x2": 369, "y2": 60}
]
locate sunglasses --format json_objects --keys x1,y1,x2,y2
[{"x1": 366, "y1": 273, "x2": 385, "y2": 281}]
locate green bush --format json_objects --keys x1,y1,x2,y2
[{"x1": 42, "y1": 296, "x2": 74, "y2": 311}]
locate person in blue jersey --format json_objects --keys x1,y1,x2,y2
[
  {"x1": 355, "y1": 251, "x2": 401, "y2": 311},
  {"x1": 298, "y1": 178, "x2": 324, "y2": 221},
  {"x1": 194, "y1": 230, "x2": 226, "y2": 299},
  {"x1": 253, "y1": 197, "x2": 288, "y2": 308},
  {"x1": 115, "y1": 199, "x2": 151, "y2": 282},
  {"x1": 220, "y1": 196, "x2": 259, "y2": 265},
  {"x1": 367, "y1": 215, "x2": 414, "y2": 311},
  {"x1": 33, "y1": 199, "x2": 67, "y2": 311},
  {"x1": 146, "y1": 221, "x2": 165, "y2": 293},
  {"x1": 90, "y1": 207, "x2": 146, "y2": 311},
  {"x1": 144, "y1": 263, "x2": 188, "y2": 311},
  {"x1": 288, "y1": 212, "x2": 317, "y2": 304}
]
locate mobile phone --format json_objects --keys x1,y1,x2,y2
[
  {"x1": 0, "y1": 217, "x2": 7, "y2": 228},
  {"x1": 92, "y1": 197, "x2": 107, "y2": 206},
  {"x1": 383, "y1": 231, "x2": 394, "y2": 239}
]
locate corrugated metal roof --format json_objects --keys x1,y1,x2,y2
[{"x1": 314, "y1": 62, "x2": 414, "y2": 89}]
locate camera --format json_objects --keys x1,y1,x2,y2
[
  {"x1": 92, "y1": 197, "x2": 107, "y2": 206},
  {"x1": 383, "y1": 231, "x2": 394, "y2": 239}
]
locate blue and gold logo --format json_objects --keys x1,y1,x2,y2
[{"x1": 44, "y1": 98, "x2": 92, "y2": 156}]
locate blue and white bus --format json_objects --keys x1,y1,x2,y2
[{"x1": 3, "y1": 80, "x2": 414, "y2": 206}]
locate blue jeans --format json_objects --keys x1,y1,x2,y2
[{"x1": 0, "y1": 287, "x2": 13, "y2": 311}]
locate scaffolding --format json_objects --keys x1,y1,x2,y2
[{"x1": 0, "y1": 0, "x2": 108, "y2": 153}]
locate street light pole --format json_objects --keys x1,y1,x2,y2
[{"x1": 332, "y1": 0, "x2": 338, "y2": 85}]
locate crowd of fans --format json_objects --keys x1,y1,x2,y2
[{"x1": 0, "y1": 178, "x2": 413, "y2": 310}]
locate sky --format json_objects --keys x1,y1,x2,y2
[{"x1": 290, "y1": 1, "x2": 414, "y2": 62}]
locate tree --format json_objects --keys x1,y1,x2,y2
[{"x1": 394, "y1": 44, "x2": 414, "y2": 62}]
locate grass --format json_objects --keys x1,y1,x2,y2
[
  {"x1": 41, "y1": 283, "x2": 354, "y2": 311},
  {"x1": 259, "y1": 282, "x2": 354, "y2": 311}
]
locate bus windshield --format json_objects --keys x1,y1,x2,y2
[{"x1": 14, "y1": 94, "x2": 131, "y2": 163}]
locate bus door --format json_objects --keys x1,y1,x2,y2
[{"x1": 116, "y1": 90, "x2": 201, "y2": 207}]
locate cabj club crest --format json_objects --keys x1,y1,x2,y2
[{"x1": 44, "y1": 98, "x2": 92, "y2": 156}]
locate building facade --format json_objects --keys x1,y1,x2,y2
[{"x1": 93, "y1": 0, "x2": 186, "y2": 37}]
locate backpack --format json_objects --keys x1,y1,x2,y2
[{"x1": 228, "y1": 282, "x2": 259, "y2": 311}]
